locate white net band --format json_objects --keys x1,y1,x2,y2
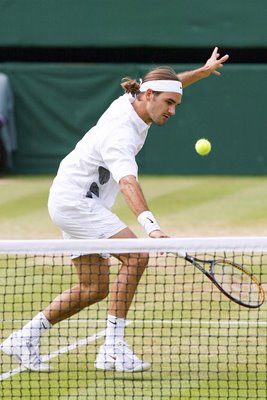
[{"x1": 0, "y1": 236, "x2": 267, "y2": 254}]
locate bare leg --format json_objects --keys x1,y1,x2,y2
[
  {"x1": 43, "y1": 255, "x2": 110, "y2": 325},
  {"x1": 108, "y1": 228, "x2": 149, "y2": 318},
  {"x1": 0, "y1": 257, "x2": 109, "y2": 371},
  {"x1": 94, "y1": 227, "x2": 150, "y2": 372},
  {"x1": 43, "y1": 227, "x2": 148, "y2": 323}
]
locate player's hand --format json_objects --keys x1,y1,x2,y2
[
  {"x1": 203, "y1": 47, "x2": 229, "y2": 77},
  {"x1": 149, "y1": 230, "x2": 169, "y2": 254},
  {"x1": 149, "y1": 230, "x2": 169, "y2": 238}
]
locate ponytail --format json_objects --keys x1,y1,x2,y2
[{"x1": 120, "y1": 78, "x2": 140, "y2": 96}]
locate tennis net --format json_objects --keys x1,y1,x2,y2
[{"x1": 0, "y1": 237, "x2": 266, "y2": 400}]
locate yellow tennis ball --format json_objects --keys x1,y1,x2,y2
[{"x1": 195, "y1": 138, "x2": 211, "y2": 156}]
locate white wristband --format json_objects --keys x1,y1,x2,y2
[{"x1": 137, "y1": 211, "x2": 161, "y2": 235}]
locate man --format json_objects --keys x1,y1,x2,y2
[{"x1": 1, "y1": 47, "x2": 229, "y2": 372}]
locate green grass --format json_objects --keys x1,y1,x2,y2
[
  {"x1": 1, "y1": 175, "x2": 267, "y2": 239},
  {"x1": 115, "y1": 175, "x2": 267, "y2": 237},
  {"x1": 0, "y1": 175, "x2": 267, "y2": 399}
]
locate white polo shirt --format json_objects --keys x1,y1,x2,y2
[{"x1": 49, "y1": 93, "x2": 150, "y2": 210}]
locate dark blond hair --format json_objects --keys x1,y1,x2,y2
[{"x1": 121, "y1": 66, "x2": 179, "y2": 96}]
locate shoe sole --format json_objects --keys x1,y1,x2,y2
[
  {"x1": 94, "y1": 359, "x2": 151, "y2": 373},
  {"x1": 115, "y1": 363, "x2": 151, "y2": 372}
]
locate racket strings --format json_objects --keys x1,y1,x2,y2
[{"x1": 212, "y1": 262, "x2": 261, "y2": 306}]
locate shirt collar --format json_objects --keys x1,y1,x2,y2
[{"x1": 125, "y1": 93, "x2": 150, "y2": 134}]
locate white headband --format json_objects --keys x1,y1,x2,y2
[{"x1": 139, "y1": 80, "x2": 183, "y2": 95}]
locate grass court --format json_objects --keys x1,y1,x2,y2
[{"x1": 0, "y1": 175, "x2": 267, "y2": 399}]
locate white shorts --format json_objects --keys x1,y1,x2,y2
[{"x1": 48, "y1": 196, "x2": 127, "y2": 257}]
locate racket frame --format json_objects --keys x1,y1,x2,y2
[{"x1": 180, "y1": 252, "x2": 265, "y2": 308}]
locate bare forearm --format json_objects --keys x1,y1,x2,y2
[
  {"x1": 177, "y1": 47, "x2": 229, "y2": 88},
  {"x1": 119, "y1": 175, "x2": 168, "y2": 237},
  {"x1": 119, "y1": 175, "x2": 149, "y2": 216},
  {"x1": 177, "y1": 67, "x2": 209, "y2": 88}
]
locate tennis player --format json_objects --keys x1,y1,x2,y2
[{"x1": 1, "y1": 47, "x2": 229, "y2": 372}]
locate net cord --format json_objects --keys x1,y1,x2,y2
[{"x1": 0, "y1": 237, "x2": 266, "y2": 254}]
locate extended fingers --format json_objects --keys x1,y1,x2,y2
[
  {"x1": 211, "y1": 48, "x2": 229, "y2": 63},
  {"x1": 211, "y1": 46, "x2": 219, "y2": 57},
  {"x1": 219, "y1": 54, "x2": 230, "y2": 63}
]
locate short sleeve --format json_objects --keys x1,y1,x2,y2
[{"x1": 99, "y1": 130, "x2": 138, "y2": 183}]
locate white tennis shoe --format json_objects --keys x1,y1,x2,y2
[
  {"x1": 0, "y1": 331, "x2": 52, "y2": 372},
  {"x1": 94, "y1": 340, "x2": 151, "y2": 372}
]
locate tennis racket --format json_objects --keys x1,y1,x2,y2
[{"x1": 177, "y1": 251, "x2": 265, "y2": 308}]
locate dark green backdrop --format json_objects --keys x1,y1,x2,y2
[
  {"x1": 1, "y1": 63, "x2": 266, "y2": 175},
  {"x1": 1, "y1": 1, "x2": 267, "y2": 175},
  {"x1": 0, "y1": 0, "x2": 267, "y2": 47}
]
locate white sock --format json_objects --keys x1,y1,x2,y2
[
  {"x1": 19, "y1": 312, "x2": 52, "y2": 342},
  {"x1": 105, "y1": 314, "x2": 126, "y2": 348}
]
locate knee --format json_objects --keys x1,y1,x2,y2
[
  {"x1": 139, "y1": 252, "x2": 149, "y2": 269},
  {"x1": 94, "y1": 284, "x2": 109, "y2": 301},
  {"x1": 80, "y1": 282, "x2": 109, "y2": 302},
  {"x1": 129, "y1": 252, "x2": 149, "y2": 272}
]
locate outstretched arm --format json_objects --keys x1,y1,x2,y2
[
  {"x1": 177, "y1": 47, "x2": 229, "y2": 88},
  {"x1": 119, "y1": 175, "x2": 168, "y2": 238}
]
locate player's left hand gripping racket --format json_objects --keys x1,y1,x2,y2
[{"x1": 177, "y1": 251, "x2": 265, "y2": 308}]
